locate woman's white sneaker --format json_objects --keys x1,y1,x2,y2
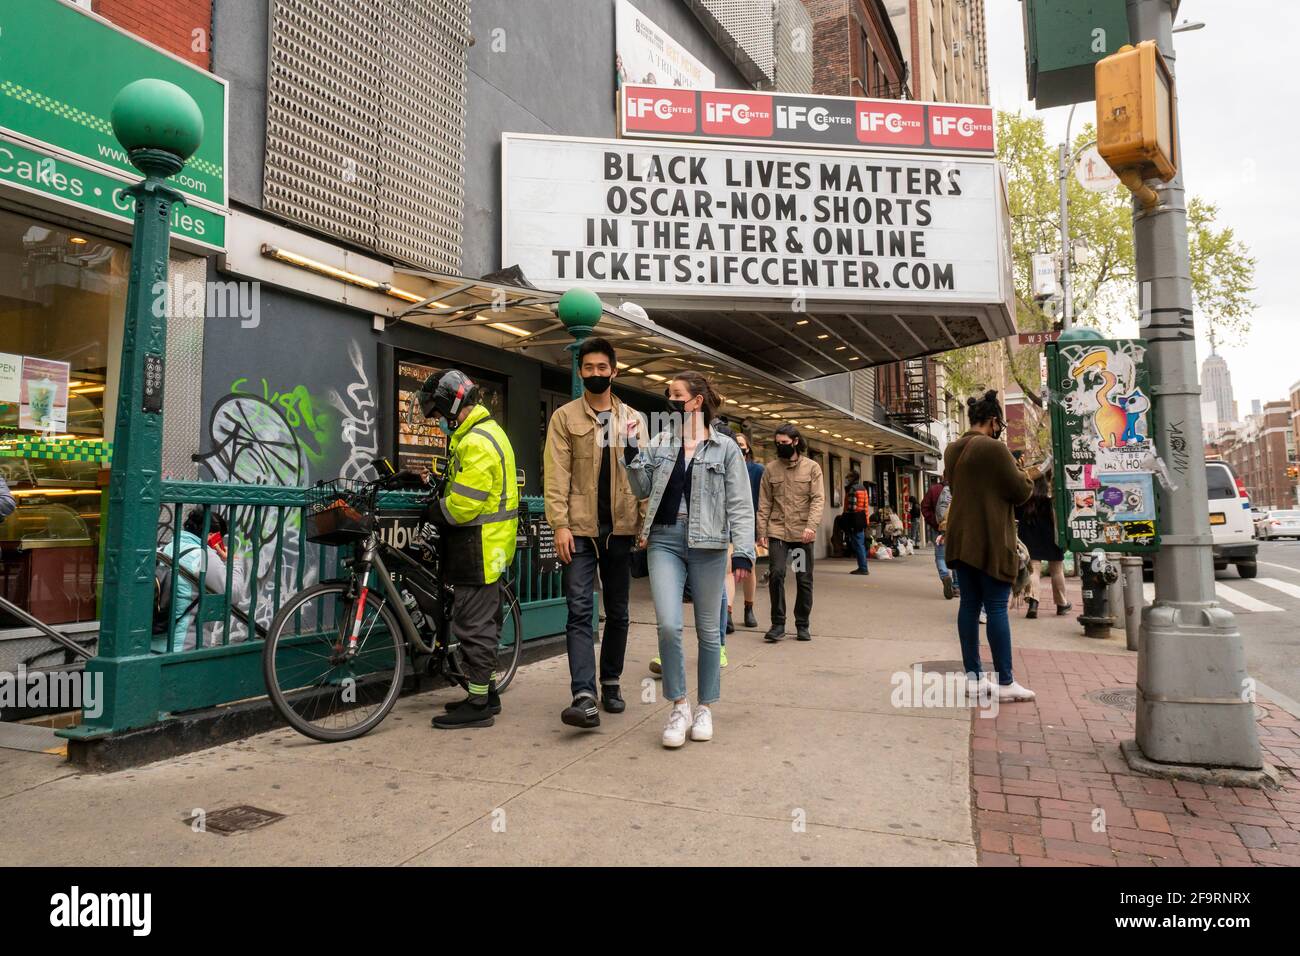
[
  {"x1": 997, "y1": 681, "x2": 1036, "y2": 702},
  {"x1": 689, "y1": 705, "x2": 713, "y2": 741},
  {"x1": 662, "y1": 701, "x2": 691, "y2": 748}
]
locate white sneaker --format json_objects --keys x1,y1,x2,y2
[
  {"x1": 966, "y1": 677, "x2": 983, "y2": 703},
  {"x1": 662, "y1": 701, "x2": 691, "y2": 748},
  {"x1": 997, "y1": 681, "x2": 1036, "y2": 702},
  {"x1": 689, "y1": 705, "x2": 713, "y2": 741}
]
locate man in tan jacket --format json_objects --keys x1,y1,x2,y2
[
  {"x1": 757, "y1": 423, "x2": 825, "y2": 642},
  {"x1": 544, "y1": 337, "x2": 645, "y2": 729}
]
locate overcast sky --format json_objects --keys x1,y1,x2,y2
[{"x1": 984, "y1": 0, "x2": 1297, "y2": 414}]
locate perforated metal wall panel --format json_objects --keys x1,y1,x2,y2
[
  {"x1": 686, "y1": 0, "x2": 775, "y2": 86},
  {"x1": 263, "y1": 0, "x2": 468, "y2": 272},
  {"x1": 852, "y1": 368, "x2": 877, "y2": 420},
  {"x1": 162, "y1": 254, "x2": 207, "y2": 480},
  {"x1": 773, "y1": 0, "x2": 813, "y2": 93}
]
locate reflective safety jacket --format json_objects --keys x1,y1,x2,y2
[{"x1": 427, "y1": 405, "x2": 519, "y2": 585}]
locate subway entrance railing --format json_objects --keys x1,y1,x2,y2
[{"x1": 58, "y1": 481, "x2": 565, "y2": 741}]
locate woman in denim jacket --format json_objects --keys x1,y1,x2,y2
[{"x1": 623, "y1": 371, "x2": 756, "y2": 748}]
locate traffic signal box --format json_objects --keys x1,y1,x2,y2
[
  {"x1": 1022, "y1": 0, "x2": 1131, "y2": 109},
  {"x1": 1095, "y1": 40, "x2": 1178, "y2": 183}
]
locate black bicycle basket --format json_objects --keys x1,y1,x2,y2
[{"x1": 304, "y1": 479, "x2": 378, "y2": 545}]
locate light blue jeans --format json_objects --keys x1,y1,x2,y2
[
  {"x1": 648, "y1": 518, "x2": 727, "y2": 705},
  {"x1": 935, "y1": 539, "x2": 951, "y2": 581}
]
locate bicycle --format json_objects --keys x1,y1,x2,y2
[{"x1": 261, "y1": 467, "x2": 523, "y2": 742}]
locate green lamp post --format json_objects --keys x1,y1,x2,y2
[
  {"x1": 83, "y1": 79, "x2": 203, "y2": 732},
  {"x1": 556, "y1": 287, "x2": 604, "y2": 399}
]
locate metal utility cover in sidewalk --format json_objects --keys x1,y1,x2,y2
[{"x1": 192, "y1": 805, "x2": 286, "y2": 836}]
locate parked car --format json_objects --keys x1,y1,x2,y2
[
  {"x1": 1257, "y1": 509, "x2": 1300, "y2": 541},
  {"x1": 1206, "y1": 460, "x2": 1258, "y2": 577}
]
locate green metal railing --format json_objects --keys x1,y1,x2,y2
[{"x1": 60, "y1": 481, "x2": 564, "y2": 738}]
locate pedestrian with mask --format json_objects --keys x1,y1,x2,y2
[
  {"x1": 544, "y1": 337, "x2": 646, "y2": 729},
  {"x1": 733, "y1": 432, "x2": 764, "y2": 627},
  {"x1": 624, "y1": 371, "x2": 755, "y2": 748},
  {"x1": 757, "y1": 424, "x2": 824, "y2": 642},
  {"x1": 943, "y1": 390, "x2": 1038, "y2": 702},
  {"x1": 1016, "y1": 473, "x2": 1071, "y2": 619}
]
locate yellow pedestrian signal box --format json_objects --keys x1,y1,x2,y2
[{"x1": 1095, "y1": 41, "x2": 1178, "y2": 183}]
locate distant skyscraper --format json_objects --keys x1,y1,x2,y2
[
  {"x1": 1251, "y1": 399, "x2": 1262, "y2": 418},
  {"x1": 1201, "y1": 352, "x2": 1237, "y2": 424}
]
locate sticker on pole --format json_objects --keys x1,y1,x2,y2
[
  {"x1": 1074, "y1": 146, "x2": 1121, "y2": 193},
  {"x1": 1047, "y1": 337, "x2": 1160, "y2": 553}
]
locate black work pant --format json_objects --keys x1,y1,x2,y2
[
  {"x1": 768, "y1": 539, "x2": 814, "y2": 628},
  {"x1": 562, "y1": 531, "x2": 633, "y2": 699},
  {"x1": 452, "y1": 578, "x2": 503, "y2": 694}
]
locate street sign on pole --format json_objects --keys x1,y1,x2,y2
[
  {"x1": 1018, "y1": 330, "x2": 1062, "y2": 346},
  {"x1": 1075, "y1": 145, "x2": 1121, "y2": 191},
  {"x1": 1032, "y1": 253, "x2": 1058, "y2": 298}
]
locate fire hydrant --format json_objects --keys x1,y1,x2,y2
[{"x1": 1078, "y1": 550, "x2": 1119, "y2": 638}]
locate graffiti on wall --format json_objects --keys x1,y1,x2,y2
[{"x1": 327, "y1": 339, "x2": 378, "y2": 480}]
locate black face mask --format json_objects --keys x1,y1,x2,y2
[
  {"x1": 582, "y1": 375, "x2": 612, "y2": 395},
  {"x1": 667, "y1": 399, "x2": 688, "y2": 415},
  {"x1": 776, "y1": 443, "x2": 796, "y2": 459}
]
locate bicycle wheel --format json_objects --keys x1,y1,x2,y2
[
  {"x1": 263, "y1": 581, "x2": 407, "y2": 742},
  {"x1": 449, "y1": 581, "x2": 524, "y2": 694}
]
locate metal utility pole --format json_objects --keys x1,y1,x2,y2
[
  {"x1": 1057, "y1": 103, "x2": 1078, "y2": 330},
  {"x1": 1128, "y1": 0, "x2": 1262, "y2": 771}
]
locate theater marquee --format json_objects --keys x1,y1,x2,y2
[{"x1": 502, "y1": 133, "x2": 1007, "y2": 304}]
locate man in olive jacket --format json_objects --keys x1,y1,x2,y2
[
  {"x1": 757, "y1": 423, "x2": 825, "y2": 643},
  {"x1": 544, "y1": 337, "x2": 646, "y2": 729}
]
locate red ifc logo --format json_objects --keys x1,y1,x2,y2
[
  {"x1": 855, "y1": 101, "x2": 925, "y2": 146},
  {"x1": 624, "y1": 87, "x2": 697, "y2": 133},
  {"x1": 928, "y1": 105, "x2": 995, "y2": 151},
  {"x1": 702, "y1": 92, "x2": 774, "y2": 137}
]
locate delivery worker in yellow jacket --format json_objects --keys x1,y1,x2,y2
[{"x1": 418, "y1": 369, "x2": 518, "y2": 729}]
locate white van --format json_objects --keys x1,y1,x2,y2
[{"x1": 1206, "y1": 460, "x2": 1258, "y2": 578}]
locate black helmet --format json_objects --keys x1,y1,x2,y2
[{"x1": 418, "y1": 368, "x2": 479, "y2": 421}]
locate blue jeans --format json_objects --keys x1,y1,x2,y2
[
  {"x1": 952, "y1": 562, "x2": 1014, "y2": 686},
  {"x1": 648, "y1": 519, "x2": 727, "y2": 705},
  {"x1": 562, "y1": 531, "x2": 632, "y2": 699},
  {"x1": 934, "y1": 539, "x2": 950, "y2": 580},
  {"x1": 720, "y1": 590, "x2": 728, "y2": 647},
  {"x1": 849, "y1": 528, "x2": 869, "y2": 571}
]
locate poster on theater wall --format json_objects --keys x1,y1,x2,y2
[
  {"x1": 615, "y1": 0, "x2": 715, "y2": 90},
  {"x1": 18, "y1": 356, "x2": 69, "y2": 432}
]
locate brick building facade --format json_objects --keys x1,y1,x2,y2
[
  {"x1": 1211, "y1": 402, "x2": 1296, "y2": 510},
  {"x1": 803, "y1": 0, "x2": 908, "y2": 97},
  {"x1": 93, "y1": 0, "x2": 212, "y2": 69}
]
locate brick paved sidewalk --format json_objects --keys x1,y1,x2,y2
[{"x1": 971, "y1": 648, "x2": 1300, "y2": 867}]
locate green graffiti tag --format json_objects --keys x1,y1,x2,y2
[{"x1": 230, "y1": 377, "x2": 333, "y2": 467}]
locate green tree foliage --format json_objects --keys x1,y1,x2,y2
[{"x1": 936, "y1": 110, "x2": 1255, "y2": 450}]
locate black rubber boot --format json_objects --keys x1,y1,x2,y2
[
  {"x1": 444, "y1": 680, "x2": 501, "y2": 715},
  {"x1": 432, "y1": 699, "x2": 494, "y2": 729},
  {"x1": 743, "y1": 603, "x2": 758, "y2": 628}
]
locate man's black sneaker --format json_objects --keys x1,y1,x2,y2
[
  {"x1": 561, "y1": 694, "x2": 601, "y2": 728},
  {"x1": 444, "y1": 682, "x2": 501, "y2": 715},
  {"x1": 432, "y1": 701, "x2": 494, "y2": 729},
  {"x1": 850, "y1": 568, "x2": 869, "y2": 575},
  {"x1": 1056, "y1": 602, "x2": 1074, "y2": 616},
  {"x1": 764, "y1": 625, "x2": 785, "y2": 642},
  {"x1": 943, "y1": 576, "x2": 955, "y2": 600},
  {"x1": 601, "y1": 685, "x2": 626, "y2": 714},
  {"x1": 743, "y1": 604, "x2": 758, "y2": 628},
  {"x1": 795, "y1": 626, "x2": 812, "y2": 642}
]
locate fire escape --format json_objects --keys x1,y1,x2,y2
[{"x1": 877, "y1": 358, "x2": 933, "y2": 428}]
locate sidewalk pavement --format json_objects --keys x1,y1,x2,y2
[{"x1": 0, "y1": 550, "x2": 1295, "y2": 866}]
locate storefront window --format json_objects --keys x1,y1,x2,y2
[{"x1": 0, "y1": 208, "x2": 127, "y2": 630}]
